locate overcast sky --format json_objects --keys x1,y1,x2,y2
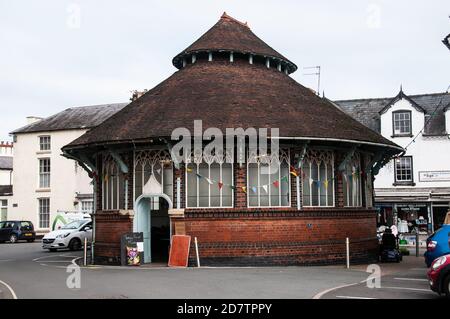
[{"x1": 1, "y1": 0, "x2": 449, "y2": 141}]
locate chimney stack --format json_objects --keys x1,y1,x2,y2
[{"x1": 130, "y1": 89, "x2": 148, "y2": 102}]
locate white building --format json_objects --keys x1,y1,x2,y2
[
  {"x1": 0, "y1": 141, "x2": 13, "y2": 221},
  {"x1": 336, "y1": 89, "x2": 450, "y2": 233},
  {"x1": 9, "y1": 103, "x2": 126, "y2": 233}
]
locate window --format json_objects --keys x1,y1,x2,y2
[
  {"x1": 39, "y1": 158, "x2": 50, "y2": 188},
  {"x1": 39, "y1": 136, "x2": 51, "y2": 151},
  {"x1": 302, "y1": 150, "x2": 334, "y2": 207},
  {"x1": 394, "y1": 156, "x2": 413, "y2": 183},
  {"x1": 247, "y1": 149, "x2": 290, "y2": 207},
  {"x1": 342, "y1": 153, "x2": 362, "y2": 207},
  {"x1": 186, "y1": 150, "x2": 233, "y2": 208},
  {"x1": 393, "y1": 111, "x2": 412, "y2": 136},
  {"x1": 81, "y1": 201, "x2": 93, "y2": 214},
  {"x1": 102, "y1": 155, "x2": 126, "y2": 210},
  {"x1": 38, "y1": 198, "x2": 50, "y2": 228},
  {"x1": 134, "y1": 150, "x2": 173, "y2": 204}
]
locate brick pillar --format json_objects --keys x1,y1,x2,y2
[
  {"x1": 125, "y1": 152, "x2": 134, "y2": 210},
  {"x1": 234, "y1": 164, "x2": 247, "y2": 208},
  {"x1": 336, "y1": 152, "x2": 344, "y2": 207}
]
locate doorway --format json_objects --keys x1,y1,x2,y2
[{"x1": 134, "y1": 194, "x2": 172, "y2": 263}]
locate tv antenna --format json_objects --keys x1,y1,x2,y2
[{"x1": 303, "y1": 66, "x2": 321, "y2": 96}]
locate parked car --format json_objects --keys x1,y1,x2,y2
[
  {"x1": 424, "y1": 224, "x2": 450, "y2": 267},
  {"x1": 427, "y1": 254, "x2": 450, "y2": 298},
  {"x1": 42, "y1": 219, "x2": 92, "y2": 252},
  {"x1": 0, "y1": 220, "x2": 36, "y2": 243}
]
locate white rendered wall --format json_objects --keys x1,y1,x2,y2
[
  {"x1": 9, "y1": 129, "x2": 93, "y2": 231},
  {"x1": 375, "y1": 98, "x2": 450, "y2": 189}
]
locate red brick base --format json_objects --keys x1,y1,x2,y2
[
  {"x1": 93, "y1": 210, "x2": 133, "y2": 265},
  {"x1": 93, "y1": 208, "x2": 378, "y2": 266},
  {"x1": 182, "y1": 208, "x2": 378, "y2": 266}
]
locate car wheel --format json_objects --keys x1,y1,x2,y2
[
  {"x1": 68, "y1": 238, "x2": 81, "y2": 251},
  {"x1": 444, "y1": 275, "x2": 450, "y2": 299},
  {"x1": 9, "y1": 234, "x2": 18, "y2": 243},
  {"x1": 49, "y1": 248, "x2": 57, "y2": 252}
]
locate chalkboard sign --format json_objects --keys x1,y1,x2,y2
[{"x1": 121, "y1": 232, "x2": 144, "y2": 266}]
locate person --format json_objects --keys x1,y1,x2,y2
[
  {"x1": 444, "y1": 211, "x2": 450, "y2": 225},
  {"x1": 381, "y1": 227, "x2": 397, "y2": 250}
]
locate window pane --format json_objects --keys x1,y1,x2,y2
[
  {"x1": 248, "y1": 163, "x2": 258, "y2": 207},
  {"x1": 187, "y1": 163, "x2": 197, "y2": 207},
  {"x1": 280, "y1": 162, "x2": 289, "y2": 206},
  {"x1": 134, "y1": 165, "x2": 143, "y2": 200},
  {"x1": 259, "y1": 164, "x2": 270, "y2": 206},
  {"x1": 222, "y1": 163, "x2": 233, "y2": 207},
  {"x1": 163, "y1": 166, "x2": 173, "y2": 202},
  {"x1": 319, "y1": 162, "x2": 326, "y2": 206},
  {"x1": 327, "y1": 164, "x2": 334, "y2": 206},
  {"x1": 311, "y1": 163, "x2": 319, "y2": 206},
  {"x1": 270, "y1": 163, "x2": 280, "y2": 207},
  {"x1": 210, "y1": 163, "x2": 220, "y2": 207},
  {"x1": 198, "y1": 163, "x2": 209, "y2": 207}
]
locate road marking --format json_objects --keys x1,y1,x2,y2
[
  {"x1": 0, "y1": 279, "x2": 18, "y2": 299},
  {"x1": 0, "y1": 259, "x2": 14, "y2": 262},
  {"x1": 394, "y1": 277, "x2": 428, "y2": 282},
  {"x1": 381, "y1": 286, "x2": 432, "y2": 292},
  {"x1": 312, "y1": 279, "x2": 369, "y2": 299},
  {"x1": 336, "y1": 295, "x2": 376, "y2": 299}
]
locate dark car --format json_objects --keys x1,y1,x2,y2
[
  {"x1": 428, "y1": 254, "x2": 450, "y2": 298},
  {"x1": 0, "y1": 220, "x2": 36, "y2": 243}
]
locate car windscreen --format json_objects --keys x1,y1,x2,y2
[{"x1": 61, "y1": 220, "x2": 88, "y2": 230}]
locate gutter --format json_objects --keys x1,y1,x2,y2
[{"x1": 271, "y1": 136, "x2": 404, "y2": 152}]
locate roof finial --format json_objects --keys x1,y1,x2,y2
[{"x1": 400, "y1": 84, "x2": 403, "y2": 93}]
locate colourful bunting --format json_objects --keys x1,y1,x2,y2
[
  {"x1": 273, "y1": 180, "x2": 280, "y2": 188},
  {"x1": 262, "y1": 185, "x2": 268, "y2": 193},
  {"x1": 251, "y1": 187, "x2": 257, "y2": 194},
  {"x1": 242, "y1": 186, "x2": 247, "y2": 193},
  {"x1": 186, "y1": 167, "x2": 193, "y2": 173},
  {"x1": 218, "y1": 182, "x2": 223, "y2": 189}
]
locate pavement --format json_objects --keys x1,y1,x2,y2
[{"x1": 0, "y1": 241, "x2": 443, "y2": 299}]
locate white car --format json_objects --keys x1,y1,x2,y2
[{"x1": 42, "y1": 219, "x2": 92, "y2": 252}]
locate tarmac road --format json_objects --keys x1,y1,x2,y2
[{"x1": 0, "y1": 241, "x2": 443, "y2": 299}]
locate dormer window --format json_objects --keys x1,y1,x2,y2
[{"x1": 392, "y1": 111, "x2": 412, "y2": 136}]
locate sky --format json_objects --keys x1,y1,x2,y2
[{"x1": 1, "y1": 0, "x2": 449, "y2": 141}]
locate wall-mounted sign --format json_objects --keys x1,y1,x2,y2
[{"x1": 419, "y1": 171, "x2": 450, "y2": 182}]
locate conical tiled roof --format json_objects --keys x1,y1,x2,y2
[
  {"x1": 64, "y1": 14, "x2": 401, "y2": 153},
  {"x1": 172, "y1": 12, "x2": 297, "y2": 73}
]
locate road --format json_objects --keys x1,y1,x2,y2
[{"x1": 0, "y1": 241, "x2": 442, "y2": 299}]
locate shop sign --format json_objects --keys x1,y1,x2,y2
[
  {"x1": 419, "y1": 171, "x2": 450, "y2": 182},
  {"x1": 121, "y1": 232, "x2": 144, "y2": 266}
]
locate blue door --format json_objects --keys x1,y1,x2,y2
[{"x1": 135, "y1": 198, "x2": 151, "y2": 263}]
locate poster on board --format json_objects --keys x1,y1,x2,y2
[{"x1": 121, "y1": 232, "x2": 144, "y2": 266}]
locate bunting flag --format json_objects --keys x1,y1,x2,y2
[
  {"x1": 309, "y1": 178, "x2": 314, "y2": 186},
  {"x1": 273, "y1": 180, "x2": 279, "y2": 188},
  {"x1": 156, "y1": 168, "x2": 161, "y2": 174},
  {"x1": 196, "y1": 173, "x2": 202, "y2": 179},
  {"x1": 186, "y1": 167, "x2": 193, "y2": 173},
  {"x1": 281, "y1": 176, "x2": 288, "y2": 183},
  {"x1": 262, "y1": 185, "x2": 268, "y2": 193},
  {"x1": 104, "y1": 174, "x2": 109, "y2": 182},
  {"x1": 242, "y1": 186, "x2": 247, "y2": 193},
  {"x1": 218, "y1": 182, "x2": 223, "y2": 189},
  {"x1": 251, "y1": 187, "x2": 257, "y2": 194},
  {"x1": 290, "y1": 170, "x2": 298, "y2": 177},
  {"x1": 324, "y1": 179, "x2": 329, "y2": 189},
  {"x1": 205, "y1": 177, "x2": 213, "y2": 185},
  {"x1": 230, "y1": 185, "x2": 236, "y2": 190}
]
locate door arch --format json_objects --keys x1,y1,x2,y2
[{"x1": 134, "y1": 193, "x2": 173, "y2": 263}]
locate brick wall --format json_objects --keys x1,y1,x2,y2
[
  {"x1": 182, "y1": 208, "x2": 378, "y2": 266},
  {"x1": 94, "y1": 210, "x2": 133, "y2": 265}
]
